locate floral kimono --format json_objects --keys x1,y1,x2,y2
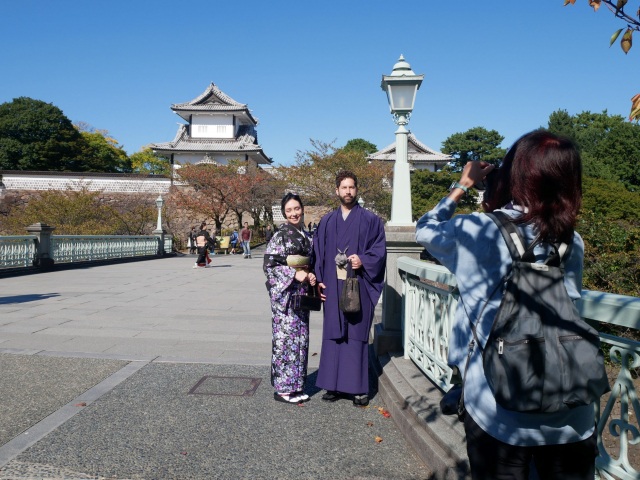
[{"x1": 263, "y1": 223, "x2": 315, "y2": 393}]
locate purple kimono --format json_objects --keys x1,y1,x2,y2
[
  {"x1": 313, "y1": 204, "x2": 386, "y2": 395},
  {"x1": 263, "y1": 223, "x2": 314, "y2": 394}
]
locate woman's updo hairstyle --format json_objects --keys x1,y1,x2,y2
[{"x1": 280, "y1": 192, "x2": 304, "y2": 217}]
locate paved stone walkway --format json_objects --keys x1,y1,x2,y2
[{"x1": 0, "y1": 249, "x2": 433, "y2": 479}]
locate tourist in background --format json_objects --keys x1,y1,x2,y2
[
  {"x1": 193, "y1": 222, "x2": 216, "y2": 268},
  {"x1": 188, "y1": 226, "x2": 197, "y2": 255},
  {"x1": 241, "y1": 222, "x2": 252, "y2": 259},
  {"x1": 415, "y1": 130, "x2": 595, "y2": 479},
  {"x1": 265, "y1": 224, "x2": 274, "y2": 243},
  {"x1": 229, "y1": 229, "x2": 239, "y2": 254},
  {"x1": 264, "y1": 193, "x2": 316, "y2": 404}
]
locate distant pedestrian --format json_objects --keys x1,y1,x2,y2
[
  {"x1": 265, "y1": 224, "x2": 274, "y2": 243},
  {"x1": 188, "y1": 226, "x2": 197, "y2": 255},
  {"x1": 229, "y1": 229, "x2": 239, "y2": 254},
  {"x1": 193, "y1": 222, "x2": 216, "y2": 268},
  {"x1": 241, "y1": 222, "x2": 252, "y2": 259}
]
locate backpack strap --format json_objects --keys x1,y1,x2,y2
[
  {"x1": 486, "y1": 211, "x2": 527, "y2": 261},
  {"x1": 487, "y1": 211, "x2": 570, "y2": 266}
]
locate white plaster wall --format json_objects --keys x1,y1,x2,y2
[
  {"x1": 191, "y1": 114, "x2": 233, "y2": 139},
  {"x1": 3, "y1": 174, "x2": 170, "y2": 194}
]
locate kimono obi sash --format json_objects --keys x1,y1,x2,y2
[{"x1": 286, "y1": 255, "x2": 311, "y2": 271}]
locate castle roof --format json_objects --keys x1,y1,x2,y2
[
  {"x1": 151, "y1": 125, "x2": 271, "y2": 164},
  {"x1": 171, "y1": 82, "x2": 258, "y2": 125},
  {"x1": 367, "y1": 134, "x2": 452, "y2": 167}
]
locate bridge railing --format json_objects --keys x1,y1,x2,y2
[
  {"x1": 397, "y1": 256, "x2": 640, "y2": 480},
  {"x1": 51, "y1": 236, "x2": 161, "y2": 263},
  {"x1": 0, "y1": 236, "x2": 37, "y2": 268},
  {"x1": 0, "y1": 234, "x2": 172, "y2": 269}
]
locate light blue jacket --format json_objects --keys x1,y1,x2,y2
[{"x1": 415, "y1": 197, "x2": 594, "y2": 446}]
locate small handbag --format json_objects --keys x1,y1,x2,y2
[
  {"x1": 339, "y1": 262, "x2": 360, "y2": 313},
  {"x1": 292, "y1": 286, "x2": 322, "y2": 311}
]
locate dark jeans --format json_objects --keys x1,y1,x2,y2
[
  {"x1": 464, "y1": 413, "x2": 597, "y2": 480},
  {"x1": 196, "y1": 246, "x2": 209, "y2": 265}
]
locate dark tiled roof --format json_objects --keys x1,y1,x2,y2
[
  {"x1": 150, "y1": 125, "x2": 271, "y2": 164},
  {"x1": 367, "y1": 134, "x2": 453, "y2": 163},
  {"x1": 171, "y1": 82, "x2": 259, "y2": 125}
]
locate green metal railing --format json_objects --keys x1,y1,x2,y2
[
  {"x1": 0, "y1": 236, "x2": 37, "y2": 268},
  {"x1": 51, "y1": 235, "x2": 159, "y2": 263},
  {"x1": 0, "y1": 235, "x2": 172, "y2": 269},
  {"x1": 398, "y1": 256, "x2": 640, "y2": 480}
]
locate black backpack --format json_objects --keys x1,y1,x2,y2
[{"x1": 476, "y1": 211, "x2": 610, "y2": 413}]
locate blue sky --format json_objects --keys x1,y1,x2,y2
[{"x1": 2, "y1": 1, "x2": 638, "y2": 166}]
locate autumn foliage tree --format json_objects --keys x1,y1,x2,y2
[
  {"x1": 277, "y1": 139, "x2": 393, "y2": 219},
  {"x1": 564, "y1": 0, "x2": 640, "y2": 120},
  {"x1": 0, "y1": 188, "x2": 156, "y2": 235},
  {"x1": 231, "y1": 164, "x2": 284, "y2": 228},
  {"x1": 172, "y1": 161, "x2": 282, "y2": 231}
]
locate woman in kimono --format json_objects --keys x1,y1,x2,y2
[{"x1": 263, "y1": 193, "x2": 316, "y2": 404}]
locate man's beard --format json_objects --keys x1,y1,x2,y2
[{"x1": 339, "y1": 194, "x2": 356, "y2": 207}]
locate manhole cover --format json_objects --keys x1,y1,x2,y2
[{"x1": 188, "y1": 376, "x2": 262, "y2": 397}]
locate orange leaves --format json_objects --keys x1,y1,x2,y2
[
  {"x1": 378, "y1": 407, "x2": 391, "y2": 418},
  {"x1": 563, "y1": 0, "x2": 577, "y2": 5},
  {"x1": 630, "y1": 94, "x2": 640, "y2": 122},
  {"x1": 364, "y1": 406, "x2": 392, "y2": 444},
  {"x1": 589, "y1": 0, "x2": 601, "y2": 11}
]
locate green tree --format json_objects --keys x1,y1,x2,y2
[
  {"x1": 547, "y1": 109, "x2": 577, "y2": 141},
  {"x1": 441, "y1": 127, "x2": 506, "y2": 170},
  {"x1": 130, "y1": 147, "x2": 171, "y2": 175},
  {"x1": 0, "y1": 97, "x2": 85, "y2": 171},
  {"x1": 411, "y1": 169, "x2": 481, "y2": 220},
  {"x1": 546, "y1": 110, "x2": 640, "y2": 188},
  {"x1": 342, "y1": 138, "x2": 378, "y2": 155},
  {"x1": 76, "y1": 123, "x2": 132, "y2": 173},
  {"x1": 582, "y1": 176, "x2": 640, "y2": 220}
]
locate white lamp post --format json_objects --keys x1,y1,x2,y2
[
  {"x1": 381, "y1": 55, "x2": 424, "y2": 226},
  {"x1": 154, "y1": 195, "x2": 164, "y2": 232},
  {"x1": 153, "y1": 195, "x2": 166, "y2": 255}
]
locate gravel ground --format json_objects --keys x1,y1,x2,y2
[{"x1": 1, "y1": 362, "x2": 432, "y2": 480}]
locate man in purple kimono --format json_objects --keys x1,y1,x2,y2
[{"x1": 314, "y1": 171, "x2": 386, "y2": 406}]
